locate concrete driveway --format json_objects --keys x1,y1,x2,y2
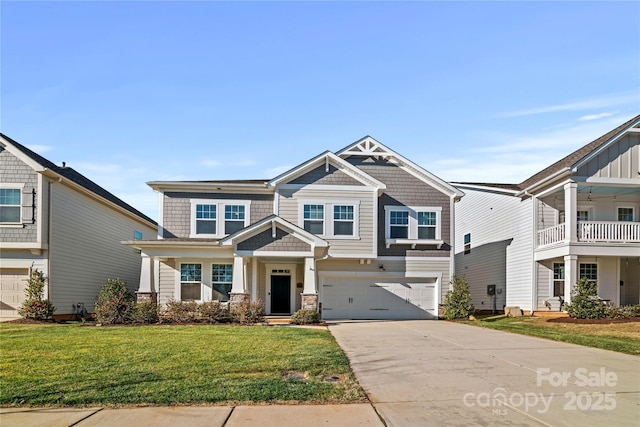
[{"x1": 329, "y1": 320, "x2": 640, "y2": 427}]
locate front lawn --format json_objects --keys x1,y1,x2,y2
[
  {"x1": 0, "y1": 323, "x2": 366, "y2": 406},
  {"x1": 462, "y1": 315, "x2": 640, "y2": 356}
]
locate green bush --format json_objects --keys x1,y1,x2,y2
[
  {"x1": 565, "y1": 278, "x2": 608, "y2": 319},
  {"x1": 231, "y1": 300, "x2": 265, "y2": 324},
  {"x1": 197, "y1": 301, "x2": 231, "y2": 323},
  {"x1": 442, "y1": 275, "x2": 475, "y2": 320},
  {"x1": 164, "y1": 300, "x2": 199, "y2": 323},
  {"x1": 290, "y1": 309, "x2": 320, "y2": 325},
  {"x1": 132, "y1": 301, "x2": 159, "y2": 324},
  {"x1": 18, "y1": 269, "x2": 55, "y2": 320},
  {"x1": 94, "y1": 279, "x2": 135, "y2": 324},
  {"x1": 621, "y1": 304, "x2": 640, "y2": 318}
]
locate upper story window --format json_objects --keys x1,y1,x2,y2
[
  {"x1": 0, "y1": 187, "x2": 22, "y2": 223},
  {"x1": 300, "y1": 201, "x2": 360, "y2": 239},
  {"x1": 384, "y1": 206, "x2": 443, "y2": 248},
  {"x1": 618, "y1": 207, "x2": 634, "y2": 222},
  {"x1": 464, "y1": 233, "x2": 471, "y2": 255},
  {"x1": 190, "y1": 199, "x2": 250, "y2": 238}
]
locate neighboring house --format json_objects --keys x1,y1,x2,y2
[
  {"x1": 0, "y1": 134, "x2": 157, "y2": 318},
  {"x1": 125, "y1": 136, "x2": 464, "y2": 319},
  {"x1": 454, "y1": 115, "x2": 640, "y2": 313}
]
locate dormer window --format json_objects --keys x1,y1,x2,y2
[{"x1": 190, "y1": 199, "x2": 250, "y2": 238}]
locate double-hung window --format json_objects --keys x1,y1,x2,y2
[
  {"x1": 300, "y1": 201, "x2": 359, "y2": 238},
  {"x1": 618, "y1": 207, "x2": 634, "y2": 222},
  {"x1": 579, "y1": 263, "x2": 597, "y2": 284},
  {"x1": 180, "y1": 263, "x2": 202, "y2": 301},
  {"x1": 385, "y1": 206, "x2": 442, "y2": 247},
  {"x1": 553, "y1": 263, "x2": 564, "y2": 297},
  {"x1": 0, "y1": 187, "x2": 22, "y2": 223},
  {"x1": 212, "y1": 264, "x2": 233, "y2": 302},
  {"x1": 191, "y1": 199, "x2": 250, "y2": 237}
]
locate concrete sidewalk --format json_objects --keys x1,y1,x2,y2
[{"x1": 0, "y1": 404, "x2": 384, "y2": 427}]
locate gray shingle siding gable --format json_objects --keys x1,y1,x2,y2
[
  {"x1": 162, "y1": 192, "x2": 273, "y2": 238},
  {"x1": 347, "y1": 157, "x2": 451, "y2": 257},
  {"x1": 237, "y1": 228, "x2": 311, "y2": 252},
  {"x1": 288, "y1": 164, "x2": 363, "y2": 186},
  {"x1": 0, "y1": 149, "x2": 39, "y2": 242}
]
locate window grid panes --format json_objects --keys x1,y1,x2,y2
[
  {"x1": 417, "y1": 211, "x2": 436, "y2": 239},
  {"x1": 0, "y1": 188, "x2": 21, "y2": 223},
  {"x1": 577, "y1": 210, "x2": 589, "y2": 222},
  {"x1": 553, "y1": 263, "x2": 565, "y2": 297},
  {"x1": 180, "y1": 264, "x2": 202, "y2": 282},
  {"x1": 212, "y1": 264, "x2": 233, "y2": 302},
  {"x1": 464, "y1": 233, "x2": 471, "y2": 255},
  {"x1": 180, "y1": 263, "x2": 202, "y2": 301},
  {"x1": 618, "y1": 208, "x2": 633, "y2": 222},
  {"x1": 303, "y1": 204, "x2": 324, "y2": 234},
  {"x1": 195, "y1": 204, "x2": 217, "y2": 235},
  {"x1": 389, "y1": 211, "x2": 409, "y2": 238},
  {"x1": 224, "y1": 205, "x2": 245, "y2": 234},
  {"x1": 333, "y1": 205, "x2": 354, "y2": 236},
  {"x1": 579, "y1": 263, "x2": 597, "y2": 282}
]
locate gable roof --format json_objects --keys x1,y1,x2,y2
[
  {"x1": 519, "y1": 114, "x2": 640, "y2": 192},
  {"x1": 268, "y1": 150, "x2": 387, "y2": 193},
  {"x1": 220, "y1": 214, "x2": 329, "y2": 248},
  {"x1": 0, "y1": 133, "x2": 156, "y2": 227},
  {"x1": 337, "y1": 136, "x2": 465, "y2": 199}
]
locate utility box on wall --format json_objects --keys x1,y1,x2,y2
[{"x1": 487, "y1": 284, "x2": 496, "y2": 296}]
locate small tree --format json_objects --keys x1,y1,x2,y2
[
  {"x1": 18, "y1": 269, "x2": 55, "y2": 320},
  {"x1": 442, "y1": 275, "x2": 474, "y2": 320},
  {"x1": 565, "y1": 277, "x2": 607, "y2": 319},
  {"x1": 94, "y1": 278, "x2": 135, "y2": 324}
]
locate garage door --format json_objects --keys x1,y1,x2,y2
[
  {"x1": 0, "y1": 268, "x2": 28, "y2": 318},
  {"x1": 321, "y1": 277, "x2": 438, "y2": 320}
]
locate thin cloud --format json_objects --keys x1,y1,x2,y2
[
  {"x1": 578, "y1": 111, "x2": 616, "y2": 121},
  {"x1": 201, "y1": 159, "x2": 221, "y2": 167},
  {"x1": 499, "y1": 93, "x2": 638, "y2": 118},
  {"x1": 26, "y1": 144, "x2": 54, "y2": 153}
]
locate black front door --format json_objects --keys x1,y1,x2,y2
[{"x1": 271, "y1": 275, "x2": 291, "y2": 314}]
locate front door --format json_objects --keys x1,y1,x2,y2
[{"x1": 271, "y1": 275, "x2": 291, "y2": 314}]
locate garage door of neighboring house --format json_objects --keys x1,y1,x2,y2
[
  {"x1": 0, "y1": 268, "x2": 28, "y2": 318},
  {"x1": 321, "y1": 277, "x2": 437, "y2": 320}
]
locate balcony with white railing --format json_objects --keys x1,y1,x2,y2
[{"x1": 537, "y1": 221, "x2": 640, "y2": 247}]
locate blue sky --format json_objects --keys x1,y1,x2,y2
[{"x1": 2, "y1": 1, "x2": 638, "y2": 221}]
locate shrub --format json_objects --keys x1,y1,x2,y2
[
  {"x1": 621, "y1": 304, "x2": 640, "y2": 318},
  {"x1": 290, "y1": 309, "x2": 320, "y2": 325},
  {"x1": 164, "y1": 300, "x2": 199, "y2": 323},
  {"x1": 132, "y1": 301, "x2": 159, "y2": 324},
  {"x1": 18, "y1": 269, "x2": 55, "y2": 320},
  {"x1": 94, "y1": 278, "x2": 135, "y2": 324},
  {"x1": 197, "y1": 301, "x2": 231, "y2": 323},
  {"x1": 565, "y1": 278, "x2": 608, "y2": 319},
  {"x1": 231, "y1": 300, "x2": 265, "y2": 324},
  {"x1": 442, "y1": 275, "x2": 475, "y2": 320}
]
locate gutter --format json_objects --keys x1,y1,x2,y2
[{"x1": 516, "y1": 167, "x2": 572, "y2": 198}]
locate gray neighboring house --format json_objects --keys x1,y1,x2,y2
[
  {"x1": 454, "y1": 115, "x2": 640, "y2": 313},
  {"x1": 125, "y1": 136, "x2": 464, "y2": 319},
  {"x1": 0, "y1": 134, "x2": 157, "y2": 318}
]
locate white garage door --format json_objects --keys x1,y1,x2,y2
[
  {"x1": 321, "y1": 277, "x2": 438, "y2": 320},
  {"x1": 0, "y1": 268, "x2": 28, "y2": 318}
]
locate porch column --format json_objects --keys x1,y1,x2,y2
[
  {"x1": 136, "y1": 254, "x2": 156, "y2": 303},
  {"x1": 230, "y1": 256, "x2": 249, "y2": 308},
  {"x1": 564, "y1": 255, "x2": 578, "y2": 306},
  {"x1": 564, "y1": 182, "x2": 578, "y2": 243},
  {"x1": 302, "y1": 257, "x2": 318, "y2": 311}
]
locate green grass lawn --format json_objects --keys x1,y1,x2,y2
[
  {"x1": 0, "y1": 322, "x2": 366, "y2": 406},
  {"x1": 461, "y1": 315, "x2": 640, "y2": 356}
]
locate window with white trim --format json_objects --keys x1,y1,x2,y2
[
  {"x1": 553, "y1": 263, "x2": 564, "y2": 297},
  {"x1": 0, "y1": 187, "x2": 22, "y2": 223},
  {"x1": 190, "y1": 199, "x2": 250, "y2": 237},
  {"x1": 303, "y1": 204, "x2": 324, "y2": 234},
  {"x1": 577, "y1": 210, "x2": 590, "y2": 222},
  {"x1": 464, "y1": 233, "x2": 471, "y2": 255},
  {"x1": 618, "y1": 207, "x2": 634, "y2": 222},
  {"x1": 180, "y1": 263, "x2": 202, "y2": 301},
  {"x1": 384, "y1": 206, "x2": 442, "y2": 246},
  {"x1": 212, "y1": 264, "x2": 233, "y2": 302},
  {"x1": 579, "y1": 263, "x2": 597, "y2": 284},
  {"x1": 300, "y1": 201, "x2": 360, "y2": 238}
]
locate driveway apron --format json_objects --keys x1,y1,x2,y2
[{"x1": 329, "y1": 320, "x2": 640, "y2": 427}]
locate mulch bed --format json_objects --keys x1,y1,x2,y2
[{"x1": 547, "y1": 317, "x2": 640, "y2": 324}]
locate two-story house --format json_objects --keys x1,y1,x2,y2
[
  {"x1": 454, "y1": 115, "x2": 640, "y2": 313},
  {"x1": 125, "y1": 137, "x2": 464, "y2": 319},
  {"x1": 0, "y1": 134, "x2": 157, "y2": 318}
]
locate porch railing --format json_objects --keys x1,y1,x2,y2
[
  {"x1": 538, "y1": 221, "x2": 640, "y2": 247},
  {"x1": 578, "y1": 221, "x2": 640, "y2": 243}
]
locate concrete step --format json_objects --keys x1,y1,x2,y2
[{"x1": 265, "y1": 316, "x2": 291, "y2": 325}]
